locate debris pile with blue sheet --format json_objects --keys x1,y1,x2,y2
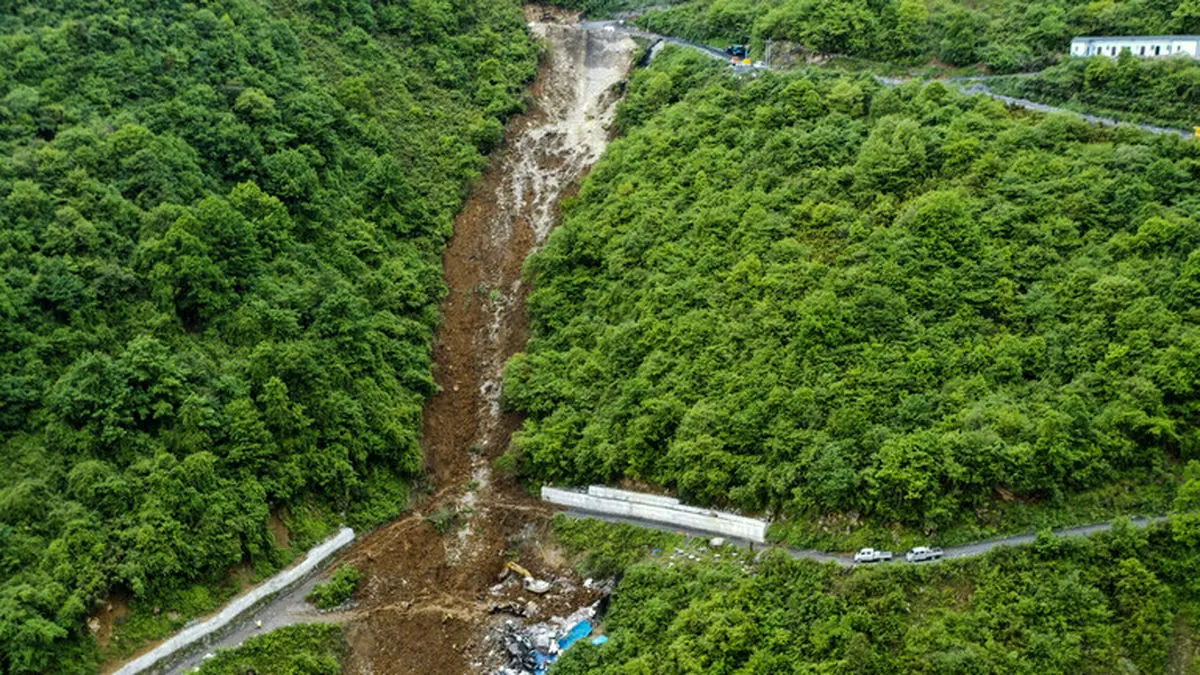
[{"x1": 497, "y1": 601, "x2": 608, "y2": 674}]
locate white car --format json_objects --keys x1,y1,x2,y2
[
  {"x1": 905, "y1": 546, "x2": 944, "y2": 563},
  {"x1": 853, "y1": 548, "x2": 894, "y2": 563}
]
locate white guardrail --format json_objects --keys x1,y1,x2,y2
[
  {"x1": 115, "y1": 526, "x2": 355, "y2": 675},
  {"x1": 542, "y1": 485, "x2": 767, "y2": 542}
]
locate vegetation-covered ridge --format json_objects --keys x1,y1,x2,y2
[
  {"x1": 987, "y1": 53, "x2": 1200, "y2": 130},
  {"x1": 631, "y1": 0, "x2": 1200, "y2": 73},
  {"x1": 552, "y1": 515, "x2": 1200, "y2": 674},
  {"x1": 195, "y1": 623, "x2": 344, "y2": 675},
  {"x1": 0, "y1": 0, "x2": 537, "y2": 670},
  {"x1": 504, "y1": 47, "x2": 1200, "y2": 540}
]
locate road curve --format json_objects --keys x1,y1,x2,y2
[
  {"x1": 564, "y1": 510, "x2": 1169, "y2": 568},
  {"x1": 580, "y1": 20, "x2": 731, "y2": 62},
  {"x1": 955, "y1": 81, "x2": 1192, "y2": 138},
  {"x1": 586, "y1": 20, "x2": 1195, "y2": 139}
]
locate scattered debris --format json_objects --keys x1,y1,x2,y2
[
  {"x1": 494, "y1": 602, "x2": 603, "y2": 674},
  {"x1": 490, "y1": 601, "x2": 528, "y2": 617}
]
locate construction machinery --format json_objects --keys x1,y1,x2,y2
[{"x1": 506, "y1": 561, "x2": 552, "y2": 594}]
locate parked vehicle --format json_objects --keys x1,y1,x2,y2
[
  {"x1": 853, "y1": 548, "x2": 894, "y2": 563},
  {"x1": 905, "y1": 546, "x2": 944, "y2": 563}
]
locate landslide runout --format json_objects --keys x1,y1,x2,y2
[{"x1": 333, "y1": 13, "x2": 639, "y2": 674}]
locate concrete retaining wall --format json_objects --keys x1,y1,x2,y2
[
  {"x1": 115, "y1": 526, "x2": 355, "y2": 675},
  {"x1": 587, "y1": 485, "x2": 681, "y2": 508},
  {"x1": 542, "y1": 486, "x2": 767, "y2": 542},
  {"x1": 585, "y1": 486, "x2": 766, "y2": 529}
]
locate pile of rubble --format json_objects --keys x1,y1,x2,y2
[{"x1": 493, "y1": 600, "x2": 608, "y2": 675}]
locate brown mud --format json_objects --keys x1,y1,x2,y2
[{"x1": 336, "y1": 10, "x2": 639, "y2": 673}]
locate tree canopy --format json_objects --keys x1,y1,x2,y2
[
  {"x1": 552, "y1": 517, "x2": 1200, "y2": 674},
  {"x1": 505, "y1": 48, "x2": 1200, "y2": 539},
  {"x1": 632, "y1": 0, "x2": 1200, "y2": 72},
  {"x1": 989, "y1": 53, "x2": 1200, "y2": 129},
  {"x1": 0, "y1": 0, "x2": 536, "y2": 670},
  {"x1": 195, "y1": 624, "x2": 343, "y2": 675}
]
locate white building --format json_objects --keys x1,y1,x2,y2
[{"x1": 1070, "y1": 35, "x2": 1200, "y2": 59}]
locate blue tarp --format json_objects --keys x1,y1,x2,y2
[
  {"x1": 591, "y1": 635, "x2": 609, "y2": 646},
  {"x1": 558, "y1": 620, "x2": 593, "y2": 651}
]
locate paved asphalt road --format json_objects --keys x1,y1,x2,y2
[
  {"x1": 591, "y1": 20, "x2": 1194, "y2": 138},
  {"x1": 565, "y1": 510, "x2": 1170, "y2": 568}
]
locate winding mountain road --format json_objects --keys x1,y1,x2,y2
[
  {"x1": 566, "y1": 509, "x2": 1170, "y2": 567},
  {"x1": 953, "y1": 80, "x2": 1193, "y2": 138},
  {"x1": 589, "y1": 20, "x2": 1195, "y2": 138}
]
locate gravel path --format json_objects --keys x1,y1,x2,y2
[{"x1": 566, "y1": 510, "x2": 1169, "y2": 568}]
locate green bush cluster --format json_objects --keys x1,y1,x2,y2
[
  {"x1": 633, "y1": 0, "x2": 1200, "y2": 72},
  {"x1": 0, "y1": 0, "x2": 536, "y2": 670},
  {"x1": 553, "y1": 514, "x2": 686, "y2": 577},
  {"x1": 553, "y1": 518, "x2": 1200, "y2": 674},
  {"x1": 506, "y1": 47, "x2": 1200, "y2": 535},
  {"x1": 989, "y1": 53, "x2": 1200, "y2": 129},
  {"x1": 196, "y1": 624, "x2": 344, "y2": 675},
  {"x1": 307, "y1": 565, "x2": 361, "y2": 610},
  {"x1": 551, "y1": 0, "x2": 690, "y2": 19}
]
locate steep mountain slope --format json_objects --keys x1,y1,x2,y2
[
  {"x1": 633, "y1": 0, "x2": 1200, "y2": 72},
  {"x1": 505, "y1": 48, "x2": 1200, "y2": 541},
  {"x1": 551, "y1": 516, "x2": 1200, "y2": 674},
  {"x1": 987, "y1": 53, "x2": 1200, "y2": 130},
  {"x1": 0, "y1": 0, "x2": 536, "y2": 670}
]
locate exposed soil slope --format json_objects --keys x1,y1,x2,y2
[{"x1": 335, "y1": 11, "x2": 639, "y2": 674}]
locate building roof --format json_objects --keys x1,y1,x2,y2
[{"x1": 1072, "y1": 35, "x2": 1200, "y2": 42}]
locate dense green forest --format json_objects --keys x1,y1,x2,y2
[
  {"x1": 988, "y1": 53, "x2": 1200, "y2": 129},
  {"x1": 0, "y1": 0, "x2": 536, "y2": 670},
  {"x1": 504, "y1": 47, "x2": 1200, "y2": 540},
  {"x1": 552, "y1": 515, "x2": 1200, "y2": 674},
  {"x1": 631, "y1": 0, "x2": 1200, "y2": 72},
  {"x1": 195, "y1": 624, "x2": 343, "y2": 675}
]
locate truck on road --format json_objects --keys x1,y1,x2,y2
[
  {"x1": 853, "y1": 548, "x2": 894, "y2": 563},
  {"x1": 905, "y1": 546, "x2": 944, "y2": 563}
]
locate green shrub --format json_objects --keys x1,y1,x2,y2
[
  {"x1": 197, "y1": 624, "x2": 343, "y2": 675},
  {"x1": 553, "y1": 515, "x2": 685, "y2": 577},
  {"x1": 425, "y1": 506, "x2": 460, "y2": 534},
  {"x1": 988, "y1": 54, "x2": 1200, "y2": 128},
  {"x1": 306, "y1": 566, "x2": 362, "y2": 610}
]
